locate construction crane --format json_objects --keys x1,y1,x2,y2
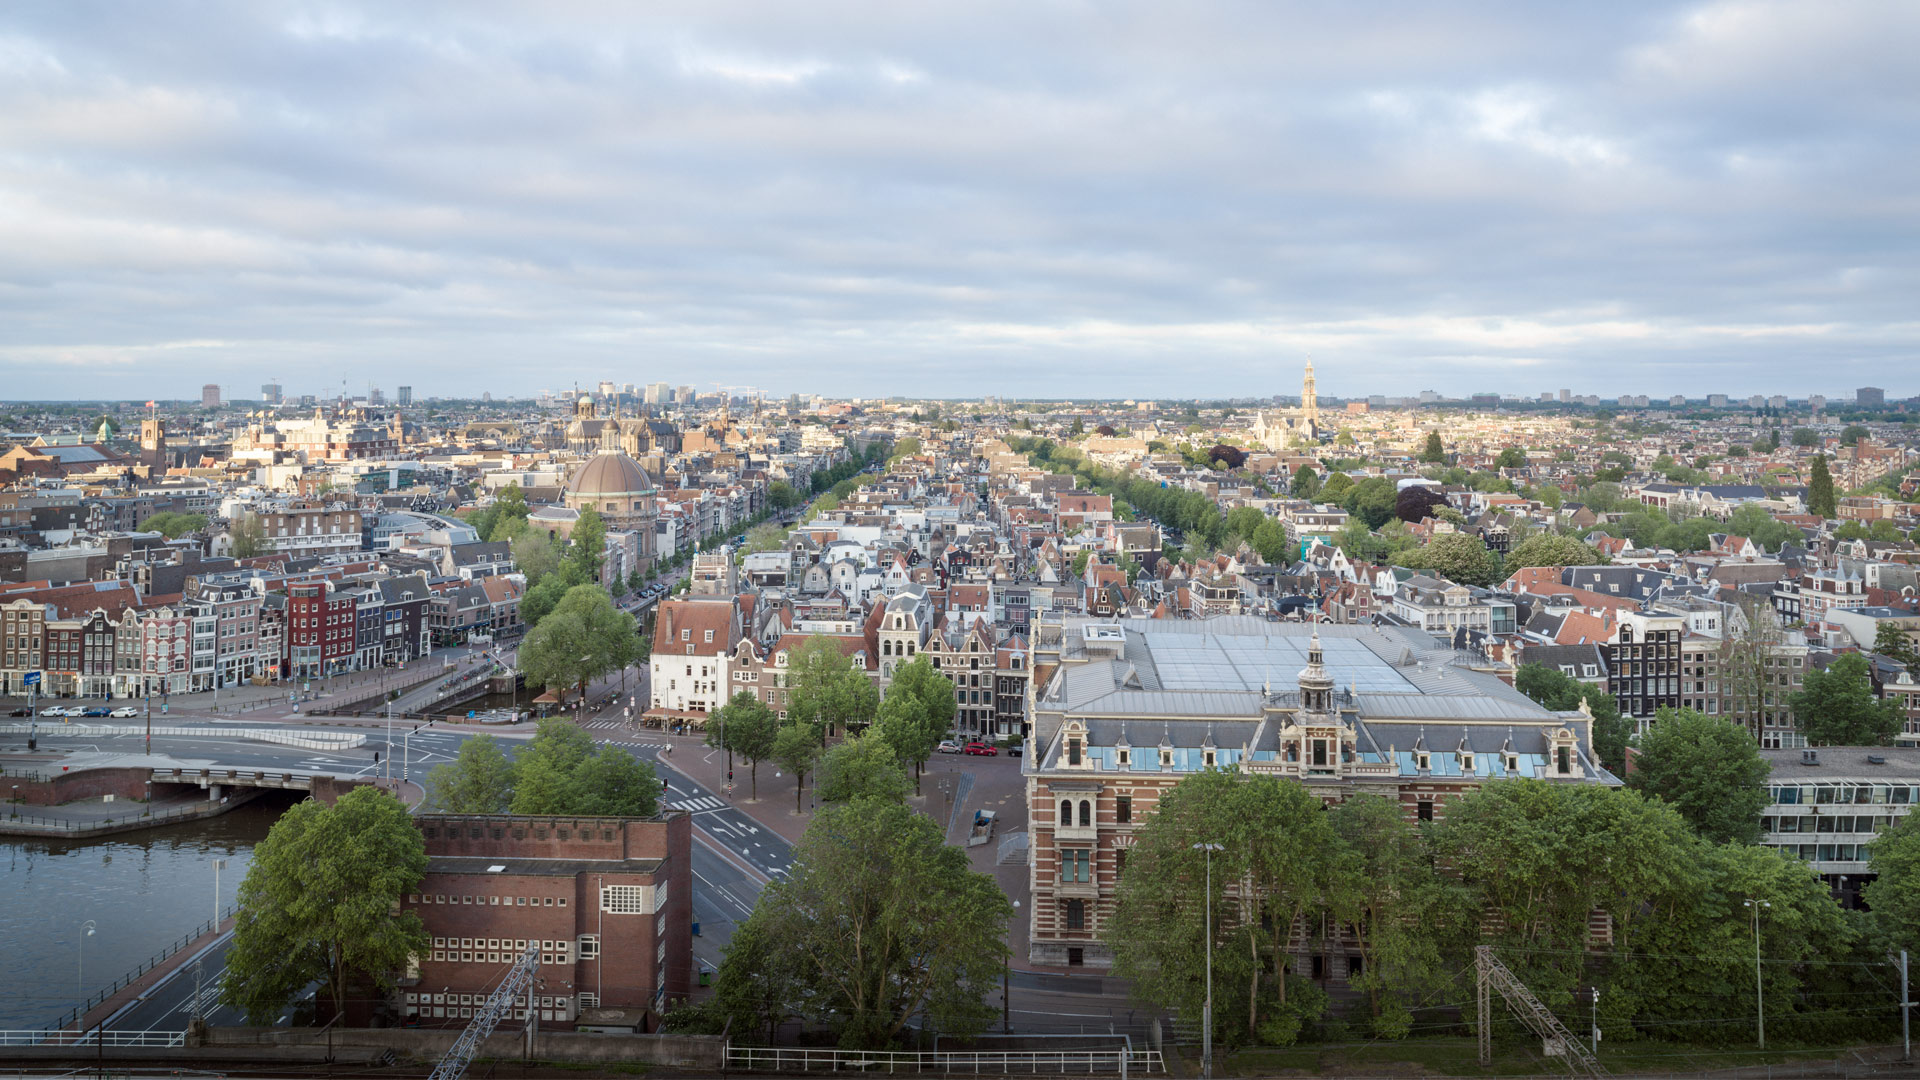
[{"x1": 428, "y1": 942, "x2": 541, "y2": 1080}]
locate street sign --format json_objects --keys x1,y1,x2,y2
[{"x1": 22, "y1": 672, "x2": 40, "y2": 687}]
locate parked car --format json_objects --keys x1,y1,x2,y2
[
  {"x1": 81, "y1": 706, "x2": 112, "y2": 717},
  {"x1": 7, "y1": 707, "x2": 29, "y2": 717},
  {"x1": 936, "y1": 739, "x2": 962, "y2": 754},
  {"x1": 963, "y1": 742, "x2": 998, "y2": 756},
  {"x1": 110, "y1": 706, "x2": 140, "y2": 718},
  {"x1": 40, "y1": 706, "x2": 71, "y2": 717}
]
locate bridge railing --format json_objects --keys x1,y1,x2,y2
[
  {"x1": 0, "y1": 1029, "x2": 186, "y2": 1047},
  {"x1": 4, "y1": 800, "x2": 232, "y2": 833},
  {"x1": 47, "y1": 906, "x2": 236, "y2": 1032}
]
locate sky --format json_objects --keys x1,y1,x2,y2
[{"x1": 1, "y1": 1, "x2": 1915, "y2": 402}]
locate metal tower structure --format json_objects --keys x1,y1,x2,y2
[
  {"x1": 427, "y1": 942, "x2": 541, "y2": 1080},
  {"x1": 1476, "y1": 945, "x2": 1606, "y2": 1077}
]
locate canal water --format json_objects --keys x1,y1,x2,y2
[{"x1": 0, "y1": 793, "x2": 300, "y2": 1030}]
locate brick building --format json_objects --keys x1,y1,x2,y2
[{"x1": 401, "y1": 813, "x2": 693, "y2": 1028}]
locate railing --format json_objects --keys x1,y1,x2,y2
[
  {"x1": 0, "y1": 1029, "x2": 186, "y2": 1047},
  {"x1": 0, "y1": 722, "x2": 365, "y2": 752},
  {"x1": 3, "y1": 799, "x2": 237, "y2": 834},
  {"x1": 724, "y1": 1047, "x2": 1163, "y2": 1074},
  {"x1": 48, "y1": 906, "x2": 235, "y2": 1032}
]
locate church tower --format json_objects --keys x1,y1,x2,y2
[
  {"x1": 1301, "y1": 358, "x2": 1319, "y2": 434},
  {"x1": 139, "y1": 417, "x2": 167, "y2": 471}
]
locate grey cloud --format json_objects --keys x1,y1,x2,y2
[{"x1": 0, "y1": 0, "x2": 1914, "y2": 400}]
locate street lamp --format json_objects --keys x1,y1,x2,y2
[
  {"x1": 1745, "y1": 898, "x2": 1771, "y2": 1048},
  {"x1": 77, "y1": 920, "x2": 96, "y2": 1006},
  {"x1": 1192, "y1": 842, "x2": 1223, "y2": 1080}
]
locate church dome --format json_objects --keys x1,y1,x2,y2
[{"x1": 567, "y1": 452, "x2": 653, "y2": 498}]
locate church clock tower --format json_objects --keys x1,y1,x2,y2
[{"x1": 1302, "y1": 358, "x2": 1319, "y2": 434}]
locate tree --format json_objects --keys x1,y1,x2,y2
[
  {"x1": 1790, "y1": 652, "x2": 1903, "y2": 746},
  {"x1": 1393, "y1": 484, "x2": 1448, "y2": 524},
  {"x1": 1513, "y1": 663, "x2": 1632, "y2": 774},
  {"x1": 1207, "y1": 443, "x2": 1246, "y2": 469},
  {"x1": 1865, "y1": 810, "x2": 1920, "y2": 954},
  {"x1": 741, "y1": 522, "x2": 787, "y2": 557},
  {"x1": 715, "y1": 691, "x2": 779, "y2": 800},
  {"x1": 1628, "y1": 707, "x2": 1770, "y2": 844},
  {"x1": 1791, "y1": 427, "x2": 1819, "y2": 447},
  {"x1": 1493, "y1": 446, "x2": 1528, "y2": 470},
  {"x1": 518, "y1": 584, "x2": 638, "y2": 703},
  {"x1": 486, "y1": 484, "x2": 531, "y2": 541},
  {"x1": 785, "y1": 635, "x2": 879, "y2": 742},
  {"x1": 1808, "y1": 454, "x2": 1837, "y2": 518},
  {"x1": 1503, "y1": 533, "x2": 1606, "y2": 572},
  {"x1": 139, "y1": 511, "x2": 210, "y2": 538},
  {"x1": 1342, "y1": 476, "x2": 1399, "y2": 530},
  {"x1": 424, "y1": 734, "x2": 513, "y2": 813},
  {"x1": 567, "y1": 507, "x2": 608, "y2": 582},
  {"x1": 773, "y1": 724, "x2": 821, "y2": 813},
  {"x1": 1324, "y1": 794, "x2": 1460, "y2": 1036},
  {"x1": 1875, "y1": 621, "x2": 1919, "y2": 670},
  {"x1": 511, "y1": 528, "x2": 562, "y2": 589},
  {"x1": 1290, "y1": 465, "x2": 1320, "y2": 499},
  {"x1": 717, "y1": 798, "x2": 1010, "y2": 1048},
  {"x1": 767, "y1": 480, "x2": 801, "y2": 511},
  {"x1": 1420, "y1": 431, "x2": 1445, "y2": 463},
  {"x1": 816, "y1": 728, "x2": 912, "y2": 804},
  {"x1": 1250, "y1": 519, "x2": 1292, "y2": 565},
  {"x1": 873, "y1": 655, "x2": 954, "y2": 795},
  {"x1": 229, "y1": 511, "x2": 266, "y2": 558},
  {"x1": 1841, "y1": 424, "x2": 1869, "y2": 446},
  {"x1": 1318, "y1": 471, "x2": 1354, "y2": 504},
  {"x1": 510, "y1": 719, "x2": 659, "y2": 816},
  {"x1": 1110, "y1": 770, "x2": 1337, "y2": 1046},
  {"x1": 222, "y1": 787, "x2": 428, "y2": 1023},
  {"x1": 1409, "y1": 532, "x2": 1501, "y2": 587}
]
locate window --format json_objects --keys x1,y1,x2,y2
[
  {"x1": 1065, "y1": 899, "x2": 1085, "y2": 929},
  {"x1": 1079, "y1": 800, "x2": 1091, "y2": 827},
  {"x1": 1067, "y1": 739, "x2": 1081, "y2": 766},
  {"x1": 579, "y1": 935, "x2": 599, "y2": 959},
  {"x1": 1116, "y1": 795, "x2": 1131, "y2": 823},
  {"x1": 1058, "y1": 798, "x2": 1071, "y2": 825},
  {"x1": 1417, "y1": 800, "x2": 1434, "y2": 822},
  {"x1": 1556, "y1": 746, "x2": 1572, "y2": 775},
  {"x1": 1059, "y1": 848, "x2": 1091, "y2": 883}
]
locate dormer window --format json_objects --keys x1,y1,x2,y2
[
  {"x1": 1116, "y1": 747, "x2": 1129, "y2": 766},
  {"x1": 1505, "y1": 753, "x2": 1519, "y2": 772},
  {"x1": 1203, "y1": 749, "x2": 1216, "y2": 768},
  {"x1": 1159, "y1": 748, "x2": 1172, "y2": 768},
  {"x1": 1067, "y1": 739, "x2": 1081, "y2": 767},
  {"x1": 1461, "y1": 753, "x2": 1474, "y2": 772},
  {"x1": 1557, "y1": 746, "x2": 1572, "y2": 775},
  {"x1": 1416, "y1": 752, "x2": 1430, "y2": 771}
]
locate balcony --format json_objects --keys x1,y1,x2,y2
[
  {"x1": 1054, "y1": 877, "x2": 1100, "y2": 899},
  {"x1": 1054, "y1": 821, "x2": 1098, "y2": 843}
]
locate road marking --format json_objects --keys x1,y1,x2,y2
[{"x1": 669, "y1": 795, "x2": 726, "y2": 812}]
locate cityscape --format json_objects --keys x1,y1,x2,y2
[{"x1": 4, "y1": 3, "x2": 1919, "y2": 1079}]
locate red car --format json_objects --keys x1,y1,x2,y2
[{"x1": 963, "y1": 742, "x2": 998, "y2": 756}]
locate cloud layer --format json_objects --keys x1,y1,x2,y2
[{"x1": 1, "y1": 1, "x2": 1915, "y2": 400}]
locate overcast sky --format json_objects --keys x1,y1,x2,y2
[{"x1": 1, "y1": 1, "x2": 1914, "y2": 402}]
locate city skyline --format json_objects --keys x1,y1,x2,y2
[{"x1": 1, "y1": 2, "x2": 1915, "y2": 399}]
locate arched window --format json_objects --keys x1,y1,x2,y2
[
  {"x1": 1079, "y1": 800, "x2": 1091, "y2": 827},
  {"x1": 1059, "y1": 799, "x2": 1072, "y2": 825}
]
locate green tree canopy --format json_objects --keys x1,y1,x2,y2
[
  {"x1": 873, "y1": 655, "x2": 954, "y2": 795},
  {"x1": 222, "y1": 787, "x2": 428, "y2": 1023},
  {"x1": 229, "y1": 511, "x2": 266, "y2": 558},
  {"x1": 1808, "y1": 454, "x2": 1837, "y2": 518},
  {"x1": 1874, "y1": 621, "x2": 1919, "y2": 670},
  {"x1": 815, "y1": 728, "x2": 912, "y2": 804},
  {"x1": 1865, "y1": 810, "x2": 1920, "y2": 955},
  {"x1": 1420, "y1": 431, "x2": 1446, "y2": 463},
  {"x1": 707, "y1": 798, "x2": 1010, "y2": 1049},
  {"x1": 1791, "y1": 427, "x2": 1819, "y2": 447},
  {"x1": 424, "y1": 734, "x2": 514, "y2": 813},
  {"x1": 1503, "y1": 532, "x2": 1607, "y2": 572},
  {"x1": 1790, "y1": 652, "x2": 1903, "y2": 746},
  {"x1": 1494, "y1": 446, "x2": 1528, "y2": 470},
  {"x1": 767, "y1": 480, "x2": 801, "y2": 511},
  {"x1": 1250, "y1": 519, "x2": 1292, "y2": 565},
  {"x1": 772, "y1": 723, "x2": 822, "y2": 813},
  {"x1": 1290, "y1": 465, "x2": 1320, "y2": 499},
  {"x1": 509, "y1": 719, "x2": 659, "y2": 816},
  {"x1": 785, "y1": 634, "x2": 880, "y2": 741},
  {"x1": 139, "y1": 511, "x2": 209, "y2": 538},
  {"x1": 518, "y1": 584, "x2": 639, "y2": 701},
  {"x1": 714, "y1": 690, "x2": 780, "y2": 800},
  {"x1": 567, "y1": 506, "x2": 608, "y2": 582},
  {"x1": 1628, "y1": 707, "x2": 1770, "y2": 844},
  {"x1": 1407, "y1": 532, "x2": 1502, "y2": 587}
]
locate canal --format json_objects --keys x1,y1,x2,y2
[{"x1": 0, "y1": 792, "x2": 302, "y2": 1030}]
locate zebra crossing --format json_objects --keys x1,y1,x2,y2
[
  {"x1": 582, "y1": 719, "x2": 628, "y2": 730},
  {"x1": 668, "y1": 795, "x2": 728, "y2": 813}
]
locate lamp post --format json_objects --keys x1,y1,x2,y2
[
  {"x1": 1192, "y1": 842, "x2": 1223, "y2": 1079},
  {"x1": 1745, "y1": 898, "x2": 1770, "y2": 1048},
  {"x1": 77, "y1": 919, "x2": 96, "y2": 1007}
]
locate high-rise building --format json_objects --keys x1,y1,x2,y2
[
  {"x1": 1748, "y1": 395, "x2": 1765, "y2": 408},
  {"x1": 397, "y1": 386, "x2": 413, "y2": 406},
  {"x1": 1768, "y1": 395, "x2": 1787, "y2": 409},
  {"x1": 1858, "y1": 387, "x2": 1886, "y2": 408},
  {"x1": 677, "y1": 385, "x2": 696, "y2": 406},
  {"x1": 1809, "y1": 395, "x2": 1827, "y2": 411},
  {"x1": 1559, "y1": 389, "x2": 1570, "y2": 402},
  {"x1": 1669, "y1": 394, "x2": 1687, "y2": 407},
  {"x1": 261, "y1": 382, "x2": 282, "y2": 405},
  {"x1": 201, "y1": 384, "x2": 221, "y2": 409},
  {"x1": 645, "y1": 382, "x2": 670, "y2": 405},
  {"x1": 1707, "y1": 394, "x2": 1729, "y2": 408},
  {"x1": 369, "y1": 387, "x2": 385, "y2": 406}
]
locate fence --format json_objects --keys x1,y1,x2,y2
[
  {"x1": 0, "y1": 722, "x2": 365, "y2": 752},
  {"x1": 0, "y1": 1029, "x2": 186, "y2": 1047},
  {"x1": 48, "y1": 906, "x2": 235, "y2": 1032},
  {"x1": 724, "y1": 1047, "x2": 1164, "y2": 1074},
  {"x1": 3, "y1": 798, "x2": 243, "y2": 835}
]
